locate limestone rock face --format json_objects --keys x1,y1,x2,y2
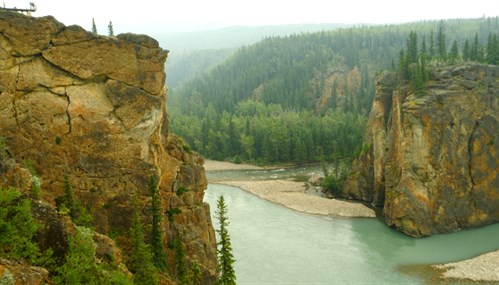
[
  {"x1": 0, "y1": 11, "x2": 217, "y2": 281},
  {"x1": 342, "y1": 63, "x2": 499, "y2": 237}
]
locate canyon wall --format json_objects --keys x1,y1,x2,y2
[
  {"x1": 0, "y1": 11, "x2": 217, "y2": 282},
  {"x1": 342, "y1": 63, "x2": 498, "y2": 237}
]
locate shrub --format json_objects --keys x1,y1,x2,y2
[
  {"x1": 0, "y1": 188, "x2": 42, "y2": 263},
  {"x1": 322, "y1": 175, "x2": 342, "y2": 194}
]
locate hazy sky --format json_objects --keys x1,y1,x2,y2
[{"x1": 4, "y1": 0, "x2": 498, "y2": 33}]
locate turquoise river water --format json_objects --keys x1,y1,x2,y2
[{"x1": 204, "y1": 170, "x2": 499, "y2": 285}]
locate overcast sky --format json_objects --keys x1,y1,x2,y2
[{"x1": 4, "y1": 0, "x2": 498, "y2": 33}]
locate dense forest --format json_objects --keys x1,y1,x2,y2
[{"x1": 168, "y1": 17, "x2": 498, "y2": 165}]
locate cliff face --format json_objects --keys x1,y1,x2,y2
[
  {"x1": 343, "y1": 63, "x2": 499, "y2": 237},
  {"x1": 0, "y1": 11, "x2": 217, "y2": 281}
]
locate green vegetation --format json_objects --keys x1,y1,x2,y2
[
  {"x1": 323, "y1": 175, "x2": 343, "y2": 195},
  {"x1": 149, "y1": 175, "x2": 168, "y2": 272},
  {"x1": 173, "y1": 236, "x2": 188, "y2": 283},
  {"x1": 58, "y1": 175, "x2": 92, "y2": 227},
  {"x1": 129, "y1": 200, "x2": 159, "y2": 285},
  {"x1": 108, "y1": 21, "x2": 114, "y2": 36},
  {"x1": 176, "y1": 186, "x2": 189, "y2": 196},
  {"x1": 215, "y1": 195, "x2": 236, "y2": 284},
  {"x1": 167, "y1": 207, "x2": 182, "y2": 222},
  {"x1": 0, "y1": 188, "x2": 42, "y2": 264},
  {"x1": 169, "y1": 17, "x2": 498, "y2": 166},
  {"x1": 91, "y1": 18, "x2": 97, "y2": 34},
  {"x1": 54, "y1": 227, "x2": 105, "y2": 284}
]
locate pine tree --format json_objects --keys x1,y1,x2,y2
[
  {"x1": 449, "y1": 40, "x2": 460, "y2": 64},
  {"x1": 54, "y1": 227, "x2": 104, "y2": 284},
  {"x1": 471, "y1": 32, "x2": 484, "y2": 62},
  {"x1": 129, "y1": 200, "x2": 158, "y2": 285},
  {"x1": 215, "y1": 195, "x2": 236, "y2": 285},
  {"x1": 91, "y1": 18, "x2": 97, "y2": 34},
  {"x1": 61, "y1": 175, "x2": 92, "y2": 227},
  {"x1": 174, "y1": 236, "x2": 188, "y2": 283},
  {"x1": 149, "y1": 175, "x2": 168, "y2": 271},
  {"x1": 187, "y1": 261, "x2": 202, "y2": 285},
  {"x1": 107, "y1": 21, "x2": 114, "y2": 36},
  {"x1": 0, "y1": 188, "x2": 41, "y2": 263},
  {"x1": 486, "y1": 33, "x2": 498, "y2": 64},
  {"x1": 463, "y1": 39, "x2": 471, "y2": 61},
  {"x1": 437, "y1": 21, "x2": 447, "y2": 61}
]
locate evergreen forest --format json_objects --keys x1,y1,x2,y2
[{"x1": 168, "y1": 17, "x2": 498, "y2": 165}]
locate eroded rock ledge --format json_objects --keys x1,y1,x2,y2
[
  {"x1": 0, "y1": 11, "x2": 217, "y2": 282},
  {"x1": 342, "y1": 63, "x2": 498, "y2": 237}
]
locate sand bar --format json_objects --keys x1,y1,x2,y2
[
  {"x1": 432, "y1": 250, "x2": 499, "y2": 282},
  {"x1": 218, "y1": 180, "x2": 376, "y2": 218}
]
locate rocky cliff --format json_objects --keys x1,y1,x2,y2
[
  {"x1": 342, "y1": 63, "x2": 498, "y2": 237},
  {"x1": 0, "y1": 11, "x2": 217, "y2": 282}
]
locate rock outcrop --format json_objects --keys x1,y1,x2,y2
[
  {"x1": 342, "y1": 63, "x2": 498, "y2": 237},
  {"x1": 0, "y1": 11, "x2": 217, "y2": 282}
]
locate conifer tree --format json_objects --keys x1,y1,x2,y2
[
  {"x1": 108, "y1": 21, "x2": 114, "y2": 36},
  {"x1": 449, "y1": 40, "x2": 460, "y2": 64},
  {"x1": 486, "y1": 33, "x2": 498, "y2": 64},
  {"x1": 463, "y1": 39, "x2": 471, "y2": 61},
  {"x1": 149, "y1": 175, "x2": 168, "y2": 271},
  {"x1": 471, "y1": 32, "x2": 484, "y2": 62},
  {"x1": 437, "y1": 21, "x2": 447, "y2": 61},
  {"x1": 429, "y1": 30, "x2": 436, "y2": 60},
  {"x1": 54, "y1": 228, "x2": 103, "y2": 284},
  {"x1": 129, "y1": 200, "x2": 158, "y2": 285},
  {"x1": 215, "y1": 195, "x2": 236, "y2": 285},
  {"x1": 174, "y1": 236, "x2": 188, "y2": 283},
  {"x1": 91, "y1": 18, "x2": 97, "y2": 34}
]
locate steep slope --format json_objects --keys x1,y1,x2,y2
[
  {"x1": 0, "y1": 11, "x2": 217, "y2": 282},
  {"x1": 342, "y1": 63, "x2": 499, "y2": 237}
]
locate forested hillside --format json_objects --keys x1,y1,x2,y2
[
  {"x1": 168, "y1": 17, "x2": 498, "y2": 165},
  {"x1": 160, "y1": 24, "x2": 350, "y2": 87}
]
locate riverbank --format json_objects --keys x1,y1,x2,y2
[
  {"x1": 432, "y1": 250, "x2": 499, "y2": 282},
  {"x1": 205, "y1": 160, "x2": 499, "y2": 283},
  {"x1": 204, "y1": 159, "x2": 375, "y2": 218}
]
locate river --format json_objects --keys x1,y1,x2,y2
[{"x1": 204, "y1": 167, "x2": 499, "y2": 285}]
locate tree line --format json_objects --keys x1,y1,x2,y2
[{"x1": 169, "y1": 17, "x2": 497, "y2": 165}]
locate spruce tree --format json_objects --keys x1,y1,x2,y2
[
  {"x1": 428, "y1": 30, "x2": 436, "y2": 60},
  {"x1": 91, "y1": 18, "x2": 97, "y2": 34},
  {"x1": 449, "y1": 40, "x2": 459, "y2": 64},
  {"x1": 149, "y1": 175, "x2": 168, "y2": 271},
  {"x1": 463, "y1": 39, "x2": 471, "y2": 61},
  {"x1": 174, "y1": 236, "x2": 188, "y2": 283},
  {"x1": 54, "y1": 228, "x2": 103, "y2": 284},
  {"x1": 215, "y1": 195, "x2": 236, "y2": 285},
  {"x1": 437, "y1": 21, "x2": 447, "y2": 61},
  {"x1": 129, "y1": 200, "x2": 158, "y2": 285},
  {"x1": 108, "y1": 21, "x2": 114, "y2": 36}
]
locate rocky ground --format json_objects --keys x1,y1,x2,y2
[{"x1": 432, "y1": 250, "x2": 499, "y2": 283}]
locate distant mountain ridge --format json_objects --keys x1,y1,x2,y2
[
  {"x1": 153, "y1": 23, "x2": 351, "y2": 51},
  {"x1": 156, "y1": 23, "x2": 352, "y2": 87}
]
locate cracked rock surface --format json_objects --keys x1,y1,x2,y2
[
  {"x1": 342, "y1": 63, "x2": 499, "y2": 237},
  {"x1": 0, "y1": 11, "x2": 217, "y2": 282}
]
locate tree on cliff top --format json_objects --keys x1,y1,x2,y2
[
  {"x1": 91, "y1": 18, "x2": 97, "y2": 34},
  {"x1": 108, "y1": 21, "x2": 114, "y2": 36},
  {"x1": 215, "y1": 195, "x2": 236, "y2": 285}
]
